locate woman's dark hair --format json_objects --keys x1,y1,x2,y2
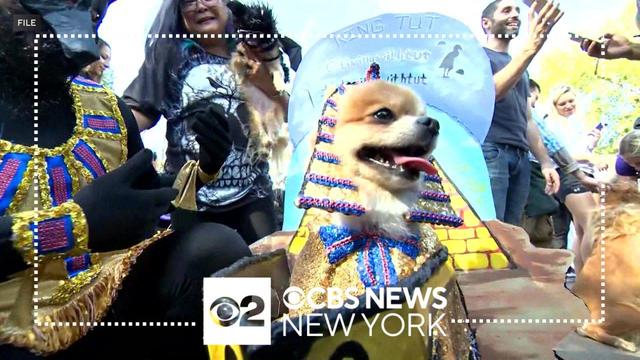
[
  {"x1": 481, "y1": 0, "x2": 503, "y2": 20},
  {"x1": 529, "y1": 79, "x2": 541, "y2": 93},
  {"x1": 620, "y1": 130, "x2": 640, "y2": 158},
  {"x1": 97, "y1": 38, "x2": 110, "y2": 50}
]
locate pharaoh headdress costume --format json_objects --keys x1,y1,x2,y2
[{"x1": 210, "y1": 65, "x2": 479, "y2": 360}]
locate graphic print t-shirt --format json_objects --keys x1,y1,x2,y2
[{"x1": 124, "y1": 40, "x2": 271, "y2": 211}]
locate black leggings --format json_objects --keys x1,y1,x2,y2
[
  {"x1": 0, "y1": 222, "x2": 250, "y2": 360},
  {"x1": 173, "y1": 196, "x2": 278, "y2": 245}
]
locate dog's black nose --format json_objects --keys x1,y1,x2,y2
[{"x1": 417, "y1": 116, "x2": 439, "y2": 132}]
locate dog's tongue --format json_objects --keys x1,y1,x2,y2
[{"x1": 393, "y1": 155, "x2": 438, "y2": 175}]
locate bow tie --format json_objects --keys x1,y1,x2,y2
[{"x1": 319, "y1": 225, "x2": 420, "y2": 289}]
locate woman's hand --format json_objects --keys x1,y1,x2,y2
[
  {"x1": 587, "y1": 129, "x2": 602, "y2": 152},
  {"x1": 574, "y1": 170, "x2": 599, "y2": 192},
  {"x1": 183, "y1": 100, "x2": 232, "y2": 176},
  {"x1": 596, "y1": 161, "x2": 609, "y2": 172}
]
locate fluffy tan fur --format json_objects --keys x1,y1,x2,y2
[
  {"x1": 230, "y1": 45, "x2": 287, "y2": 163},
  {"x1": 573, "y1": 180, "x2": 640, "y2": 352}
]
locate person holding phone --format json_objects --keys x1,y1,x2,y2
[
  {"x1": 479, "y1": 0, "x2": 562, "y2": 225},
  {"x1": 544, "y1": 85, "x2": 603, "y2": 175},
  {"x1": 581, "y1": 34, "x2": 640, "y2": 61},
  {"x1": 528, "y1": 84, "x2": 599, "y2": 273},
  {"x1": 524, "y1": 80, "x2": 598, "y2": 253},
  {"x1": 580, "y1": 0, "x2": 640, "y2": 60}
]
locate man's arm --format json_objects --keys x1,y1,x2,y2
[
  {"x1": 493, "y1": 50, "x2": 537, "y2": 101},
  {"x1": 492, "y1": 2, "x2": 563, "y2": 100},
  {"x1": 552, "y1": 148, "x2": 599, "y2": 191},
  {"x1": 528, "y1": 108, "x2": 553, "y2": 167},
  {"x1": 527, "y1": 108, "x2": 560, "y2": 194}
]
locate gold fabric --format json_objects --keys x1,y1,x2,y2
[
  {"x1": 172, "y1": 160, "x2": 200, "y2": 211},
  {"x1": 11, "y1": 201, "x2": 89, "y2": 265},
  {"x1": 171, "y1": 161, "x2": 220, "y2": 211},
  {"x1": 301, "y1": 262, "x2": 471, "y2": 360},
  {"x1": 207, "y1": 253, "x2": 472, "y2": 360},
  {"x1": 0, "y1": 79, "x2": 172, "y2": 355}
]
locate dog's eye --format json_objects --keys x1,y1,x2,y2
[{"x1": 373, "y1": 108, "x2": 394, "y2": 122}]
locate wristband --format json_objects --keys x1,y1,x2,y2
[{"x1": 12, "y1": 201, "x2": 89, "y2": 265}]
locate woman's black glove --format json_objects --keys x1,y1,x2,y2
[
  {"x1": 73, "y1": 149, "x2": 178, "y2": 252},
  {"x1": 183, "y1": 99, "x2": 232, "y2": 176}
]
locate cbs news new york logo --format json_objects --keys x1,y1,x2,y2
[{"x1": 203, "y1": 278, "x2": 272, "y2": 345}]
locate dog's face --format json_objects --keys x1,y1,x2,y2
[
  {"x1": 333, "y1": 81, "x2": 439, "y2": 193},
  {"x1": 227, "y1": 1, "x2": 278, "y2": 51}
]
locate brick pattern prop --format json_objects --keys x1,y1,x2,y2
[
  {"x1": 432, "y1": 163, "x2": 512, "y2": 271},
  {"x1": 287, "y1": 161, "x2": 512, "y2": 272}
]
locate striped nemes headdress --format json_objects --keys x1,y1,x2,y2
[{"x1": 294, "y1": 63, "x2": 463, "y2": 228}]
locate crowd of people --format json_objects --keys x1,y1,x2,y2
[
  {"x1": 480, "y1": 0, "x2": 639, "y2": 281},
  {"x1": 0, "y1": 0, "x2": 637, "y2": 358}
]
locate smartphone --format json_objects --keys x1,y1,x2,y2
[
  {"x1": 569, "y1": 32, "x2": 598, "y2": 44},
  {"x1": 594, "y1": 122, "x2": 607, "y2": 134}
]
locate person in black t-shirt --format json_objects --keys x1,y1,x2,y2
[
  {"x1": 124, "y1": 0, "x2": 290, "y2": 244},
  {"x1": 479, "y1": 0, "x2": 561, "y2": 225}
]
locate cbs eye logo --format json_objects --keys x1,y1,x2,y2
[
  {"x1": 209, "y1": 295, "x2": 265, "y2": 327},
  {"x1": 203, "y1": 277, "x2": 271, "y2": 345}
]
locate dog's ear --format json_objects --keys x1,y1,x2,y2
[{"x1": 227, "y1": 1, "x2": 248, "y2": 19}]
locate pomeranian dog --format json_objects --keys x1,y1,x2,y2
[
  {"x1": 573, "y1": 180, "x2": 640, "y2": 352},
  {"x1": 289, "y1": 80, "x2": 440, "y2": 315},
  {"x1": 227, "y1": 0, "x2": 288, "y2": 163}
]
